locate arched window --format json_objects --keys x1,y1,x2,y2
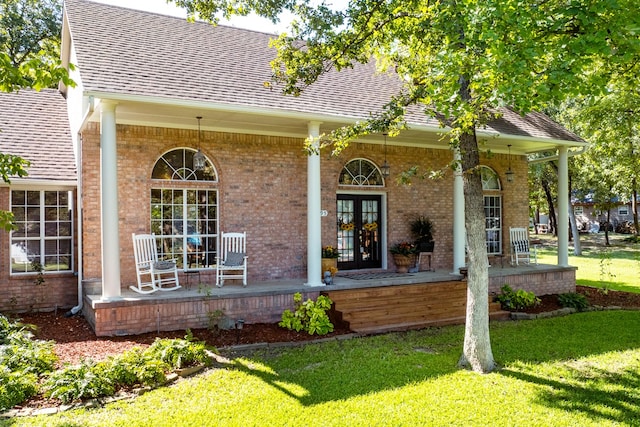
[
  {"x1": 481, "y1": 166, "x2": 501, "y2": 191},
  {"x1": 339, "y1": 158, "x2": 385, "y2": 186},
  {"x1": 150, "y1": 148, "x2": 218, "y2": 270},
  {"x1": 151, "y1": 148, "x2": 217, "y2": 181},
  {"x1": 481, "y1": 166, "x2": 502, "y2": 255}
]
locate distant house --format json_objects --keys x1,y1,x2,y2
[
  {"x1": 573, "y1": 197, "x2": 636, "y2": 233},
  {"x1": 0, "y1": 0, "x2": 585, "y2": 334}
]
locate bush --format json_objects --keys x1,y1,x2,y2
[
  {"x1": 279, "y1": 293, "x2": 334, "y2": 335},
  {"x1": 495, "y1": 285, "x2": 540, "y2": 311},
  {"x1": 145, "y1": 330, "x2": 213, "y2": 370},
  {"x1": 558, "y1": 293, "x2": 589, "y2": 311},
  {"x1": 104, "y1": 347, "x2": 168, "y2": 388},
  {"x1": 0, "y1": 332, "x2": 57, "y2": 375},
  {"x1": 0, "y1": 368, "x2": 38, "y2": 412},
  {"x1": 43, "y1": 360, "x2": 115, "y2": 403}
]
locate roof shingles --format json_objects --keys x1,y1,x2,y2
[
  {"x1": 0, "y1": 89, "x2": 76, "y2": 181},
  {"x1": 64, "y1": 0, "x2": 581, "y2": 143}
]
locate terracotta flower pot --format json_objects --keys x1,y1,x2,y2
[{"x1": 392, "y1": 254, "x2": 416, "y2": 274}]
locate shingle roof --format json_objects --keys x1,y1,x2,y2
[
  {"x1": 64, "y1": 0, "x2": 582, "y2": 143},
  {"x1": 0, "y1": 89, "x2": 76, "y2": 182}
]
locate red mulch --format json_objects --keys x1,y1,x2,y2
[
  {"x1": 10, "y1": 285, "x2": 640, "y2": 367},
  {"x1": 13, "y1": 312, "x2": 352, "y2": 367}
]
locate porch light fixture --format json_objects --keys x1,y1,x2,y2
[
  {"x1": 193, "y1": 116, "x2": 206, "y2": 171},
  {"x1": 381, "y1": 133, "x2": 390, "y2": 178},
  {"x1": 505, "y1": 144, "x2": 515, "y2": 183}
]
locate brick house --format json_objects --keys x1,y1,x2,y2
[{"x1": 0, "y1": 0, "x2": 585, "y2": 334}]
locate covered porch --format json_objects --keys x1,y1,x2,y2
[{"x1": 83, "y1": 264, "x2": 576, "y2": 337}]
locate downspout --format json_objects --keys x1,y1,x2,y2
[{"x1": 67, "y1": 99, "x2": 93, "y2": 316}]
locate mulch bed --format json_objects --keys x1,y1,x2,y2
[{"x1": 11, "y1": 285, "x2": 640, "y2": 367}]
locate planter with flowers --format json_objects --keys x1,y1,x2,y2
[
  {"x1": 321, "y1": 246, "x2": 339, "y2": 279},
  {"x1": 390, "y1": 241, "x2": 418, "y2": 273}
]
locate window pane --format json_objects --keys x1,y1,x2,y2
[
  {"x1": 26, "y1": 191, "x2": 40, "y2": 205},
  {"x1": 13, "y1": 207, "x2": 25, "y2": 221},
  {"x1": 27, "y1": 207, "x2": 40, "y2": 221},
  {"x1": 12, "y1": 190, "x2": 25, "y2": 205}
]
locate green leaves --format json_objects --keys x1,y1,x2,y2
[{"x1": 279, "y1": 292, "x2": 335, "y2": 335}]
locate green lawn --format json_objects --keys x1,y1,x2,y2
[
  {"x1": 8, "y1": 310, "x2": 640, "y2": 427},
  {"x1": 536, "y1": 233, "x2": 640, "y2": 293},
  {"x1": 7, "y1": 233, "x2": 640, "y2": 426}
]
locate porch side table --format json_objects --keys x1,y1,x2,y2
[{"x1": 417, "y1": 252, "x2": 434, "y2": 272}]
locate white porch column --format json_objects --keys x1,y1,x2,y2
[
  {"x1": 306, "y1": 121, "x2": 323, "y2": 286},
  {"x1": 557, "y1": 146, "x2": 569, "y2": 267},
  {"x1": 452, "y1": 146, "x2": 466, "y2": 273},
  {"x1": 100, "y1": 101, "x2": 122, "y2": 300}
]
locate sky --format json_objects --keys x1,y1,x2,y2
[{"x1": 93, "y1": 0, "x2": 311, "y2": 33}]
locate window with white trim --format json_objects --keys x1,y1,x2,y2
[
  {"x1": 10, "y1": 190, "x2": 73, "y2": 274},
  {"x1": 339, "y1": 159, "x2": 385, "y2": 186},
  {"x1": 481, "y1": 166, "x2": 502, "y2": 255},
  {"x1": 574, "y1": 206, "x2": 584, "y2": 216},
  {"x1": 618, "y1": 205, "x2": 629, "y2": 216},
  {"x1": 151, "y1": 148, "x2": 218, "y2": 270}
]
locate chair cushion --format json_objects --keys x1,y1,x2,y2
[
  {"x1": 153, "y1": 260, "x2": 176, "y2": 270},
  {"x1": 225, "y1": 252, "x2": 245, "y2": 266}
]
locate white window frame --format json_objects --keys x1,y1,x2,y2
[
  {"x1": 339, "y1": 158, "x2": 385, "y2": 187},
  {"x1": 481, "y1": 166, "x2": 502, "y2": 255},
  {"x1": 574, "y1": 206, "x2": 584, "y2": 216},
  {"x1": 151, "y1": 148, "x2": 219, "y2": 270},
  {"x1": 618, "y1": 205, "x2": 630, "y2": 216},
  {"x1": 10, "y1": 189, "x2": 74, "y2": 275}
]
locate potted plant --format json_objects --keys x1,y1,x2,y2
[
  {"x1": 390, "y1": 241, "x2": 418, "y2": 273},
  {"x1": 410, "y1": 215, "x2": 435, "y2": 252},
  {"x1": 321, "y1": 245, "x2": 339, "y2": 279}
]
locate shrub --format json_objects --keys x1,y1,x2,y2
[
  {"x1": 43, "y1": 360, "x2": 115, "y2": 403},
  {"x1": 105, "y1": 347, "x2": 168, "y2": 388},
  {"x1": 0, "y1": 368, "x2": 38, "y2": 412},
  {"x1": 0, "y1": 332, "x2": 57, "y2": 375},
  {"x1": 145, "y1": 330, "x2": 213, "y2": 370},
  {"x1": 495, "y1": 285, "x2": 540, "y2": 311},
  {"x1": 279, "y1": 292, "x2": 334, "y2": 335},
  {"x1": 0, "y1": 314, "x2": 35, "y2": 342},
  {"x1": 558, "y1": 293, "x2": 589, "y2": 311}
]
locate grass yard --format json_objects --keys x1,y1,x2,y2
[
  {"x1": 7, "y1": 232, "x2": 640, "y2": 426},
  {"x1": 7, "y1": 310, "x2": 640, "y2": 427},
  {"x1": 535, "y1": 232, "x2": 640, "y2": 293}
]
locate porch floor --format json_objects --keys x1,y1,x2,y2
[{"x1": 83, "y1": 263, "x2": 576, "y2": 336}]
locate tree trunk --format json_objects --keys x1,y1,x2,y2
[
  {"x1": 605, "y1": 209, "x2": 611, "y2": 246},
  {"x1": 568, "y1": 176, "x2": 581, "y2": 255},
  {"x1": 633, "y1": 186, "x2": 639, "y2": 237},
  {"x1": 542, "y1": 180, "x2": 557, "y2": 236},
  {"x1": 457, "y1": 128, "x2": 495, "y2": 373}
]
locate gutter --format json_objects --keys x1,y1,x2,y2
[{"x1": 528, "y1": 145, "x2": 588, "y2": 164}]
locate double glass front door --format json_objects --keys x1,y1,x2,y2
[{"x1": 336, "y1": 195, "x2": 382, "y2": 270}]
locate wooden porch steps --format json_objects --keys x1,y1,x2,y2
[{"x1": 322, "y1": 280, "x2": 509, "y2": 335}]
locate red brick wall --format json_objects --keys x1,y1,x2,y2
[{"x1": 80, "y1": 124, "x2": 528, "y2": 289}]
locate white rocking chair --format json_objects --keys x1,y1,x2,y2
[
  {"x1": 131, "y1": 233, "x2": 181, "y2": 294},
  {"x1": 509, "y1": 227, "x2": 538, "y2": 266},
  {"x1": 215, "y1": 231, "x2": 248, "y2": 287}
]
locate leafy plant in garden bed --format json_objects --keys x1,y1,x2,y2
[
  {"x1": 0, "y1": 314, "x2": 57, "y2": 411},
  {"x1": 279, "y1": 292, "x2": 334, "y2": 335},
  {"x1": 495, "y1": 285, "x2": 541, "y2": 311},
  {"x1": 1, "y1": 313, "x2": 216, "y2": 408},
  {"x1": 558, "y1": 292, "x2": 589, "y2": 311}
]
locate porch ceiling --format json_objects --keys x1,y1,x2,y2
[{"x1": 86, "y1": 97, "x2": 584, "y2": 156}]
